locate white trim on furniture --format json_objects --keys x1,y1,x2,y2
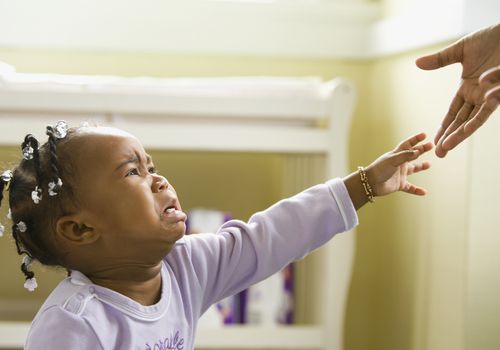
[{"x1": 0, "y1": 72, "x2": 356, "y2": 350}]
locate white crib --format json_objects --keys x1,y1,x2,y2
[{"x1": 0, "y1": 69, "x2": 356, "y2": 350}]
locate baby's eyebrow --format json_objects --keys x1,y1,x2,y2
[
  {"x1": 114, "y1": 154, "x2": 153, "y2": 172},
  {"x1": 115, "y1": 156, "x2": 139, "y2": 172}
]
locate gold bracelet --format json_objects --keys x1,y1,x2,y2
[{"x1": 358, "y1": 166, "x2": 375, "y2": 203}]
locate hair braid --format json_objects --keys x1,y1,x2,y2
[
  {"x1": 0, "y1": 169, "x2": 13, "y2": 236},
  {"x1": 11, "y1": 224, "x2": 36, "y2": 287},
  {"x1": 45, "y1": 126, "x2": 63, "y2": 195},
  {"x1": 0, "y1": 176, "x2": 5, "y2": 208},
  {"x1": 22, "y1": 135, "x2": 42, "y2": 179},
  {"x1": 20, "y1": 260, "x2": 35, "y2": 280},
  {"x1": 11, "y1": 223, "x2": 29, "y2": 256},
  {"x1": 5, "y1": 120, "x2": 77, "y2": 291},
  {"x1": 46, "y1": 128, "x2": 60, "y2": 178},
  {"x1": 0, "y1": 178, "x2": 5, "y2": 236},
  {"x1": 21, "y1": 134, "x2": 44, "y2": 204}
]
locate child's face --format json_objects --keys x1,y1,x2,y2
[{"x1": 70, "y1": 127, "x2": 186, "y2": 263}]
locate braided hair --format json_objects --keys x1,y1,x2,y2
[{"x1": 0, "y1": 121, "x2": 81, "y2": 291}]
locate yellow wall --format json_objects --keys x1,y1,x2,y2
[
  {"x1": 346, "y1": 47, "x2": 469, "y2": 350},
  {"x1": 466, "y1": 107, "x2": 500, "y2": 350},
  {"x1": 345, "y1": 45, "x2": 500, "y2": 350}
]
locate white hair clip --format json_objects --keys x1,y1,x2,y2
[
  {"x1": 1, "y1": 170, "x2": 12, "y2": 182},
  {"x1": 22, "y1": 144, "x2": 34, "y2": 160},
  {"x1": 0, "y1": 170, "x2": 12, "y2": 183},
  {"x1": 22, "y1": 256, "x2": 37, "y2": 292},
  {"x1": 22, "y1": 255, "x2": 33, "y2": 267},
  {"x1": 31, "y1": 186, "x2": 42, "y2": 204},
  {"x1": 24, "y1": 277, "x2": 38, "y2": 292},
  {"x1": 17, "y1": 221, "x2": 27, "y2": 233},
  {"x1": 48, "y1": 178, "x2": 63, "y2": 196},
  {"x1": 53, "y1": 120, "x2": 69, "y2": 139},
  {"x1": 1, "y1": 170, "x2": 13, "y2": 191}
]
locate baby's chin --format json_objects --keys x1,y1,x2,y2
[{"x1": 160, "y1": 221, "x2": 186, "y2": 243}]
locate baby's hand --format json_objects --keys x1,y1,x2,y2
[{"x1": 365, "y1": 132, "x2": 433, "y2": 197}]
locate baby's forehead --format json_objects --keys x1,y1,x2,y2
[
  {"x1": 77, "y1": 126, "x2": 135, "y2": 139},
  {"x1": 71, "y1": 127, "x2": 147, "y2": 163}
]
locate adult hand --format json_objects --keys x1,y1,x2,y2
[
  {"x1": 415, "y1": 23, "x2": 500, "y2": 157},
  {"x1": 480, "y1": 65, "x2": 500, "y2": 111}
]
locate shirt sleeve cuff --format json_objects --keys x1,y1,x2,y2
[{"x1": 326, "y1": 178, "x2": 359, "y2": 231}]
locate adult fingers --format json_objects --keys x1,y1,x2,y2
[
  {"x1": 435, "y1": 94, "x2": 465, "y2": 145},
  {"x1": 442, "y1": 103, "x2": 494, "y2": 151},
  {"x1": 440, "y1": 126, "x2": 470, "y2": 153},
  {"x1": 415, "y1": 40, "x2": 463, "y2": 70},
  {"x1": 463, "y1": 102, "x2": 496, "y2": 135},
  {"x1": 440, "y1": 102, "x2": 474, "y2": 142},
  {"x1": 479, "y1": 65, "x2": 500, "y2": 86},
  {"x1": 435, "y1": 103, "x2": 475, "y2": 156},
  {"x1": 479, "y1": 66, "x2": 500, "y2": 111},
  {"x1": 434, "y1": 144, "x2": 448, "y2": 158},
  {"x1": 484, "y1": 85, "x2": 500, "y2": 111}
]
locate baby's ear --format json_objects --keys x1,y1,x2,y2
[{"x1": 55, "y1": 215, "x2": 98, "y2": 245}]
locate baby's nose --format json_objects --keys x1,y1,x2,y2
[{"x1": 152, "y1": 175, "x2": 168, "y2": 192}]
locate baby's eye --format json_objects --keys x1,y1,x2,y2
[
  {"x1": 125, "y1": 168, "x2": 140, "y2": 177},
  {"x1": 148, "y1": 167, "x2": 157, "y2": 174}
]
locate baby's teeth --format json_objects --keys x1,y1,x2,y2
[{"x1": 166, "y1": 208, "x2": 175, "y2": 213}]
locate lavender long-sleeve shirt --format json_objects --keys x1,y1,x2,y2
[{"x1": 25, "y1": 178, "x2": 358, "y2": 350}]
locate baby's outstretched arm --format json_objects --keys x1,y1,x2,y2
[{"x1": 343, "y1": 132, "x2": 433, "y2": 209}]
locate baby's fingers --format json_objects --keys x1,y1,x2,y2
[
  {"x1": 390, "y1": 141, "x2": 433, "y2": 167},
  {"x1": 411, "y1": 141, "x2": 433, "y2": 156},
  {"x1": 395, "y1": 132, "x2": 427, "y2": 151},
  {"x1": 390, "y1": 149, "x2": 419, "y2": 167},
  {"x1": 407, "y1": 161, "x2": 431, "y2": 176},
  {"x1": 402, "y1": 181, "x2": 427, "y2": 196}
]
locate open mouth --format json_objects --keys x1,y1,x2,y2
[
  {"x1": 161, "y1": 204, "x2": 187, "y2": 223},
  {"x1": 164, "y1": 206, "x2": 177, "y2": 214}
]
